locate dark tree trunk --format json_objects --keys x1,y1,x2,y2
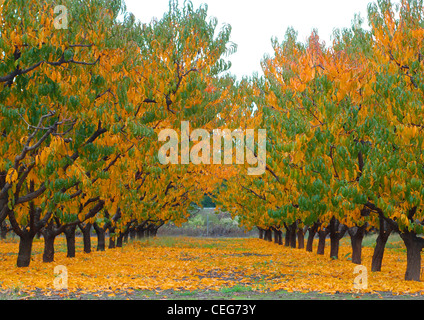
[
  {"x1": 8, "y1": 182, "x2": 50, "y2": 267},
  {"x1": 348, "y1": 225, "x2": 366, "y2": 264},
  {"x1": 400, "y1": 231, "x2": 424, "y2": 281},
  {"x1": 151, "y1": 226, "x2": 159, "y2": 237},
  {"x1": 317, "y1": 228, "x2": 329, "y2": 255},
  {"x1": 136, "y1": 225, "x2": 145, "y2": 239},
  {"x1": 17, "y1": 234, "x2": 34, "y2": 267},
  {"x1": 0, "y1": 221, "x2": 8, "y2": 239},
  {"x1": 284, "y1": 226, "x2": 290, "y2": 247},
  {"x1": 64, "y1": 225, "x2": 76, "y2": 258},
  {"x1": 123, "y1": 230, "x2": 129, "y2": 243},
  {"x1": 129, "y1": 226, "x2": 136, "y2": 240},
  {"x1": 42, "y1": 221, "x2": 61, "y2": 263},
  {"x1": 0, "y1": 227, "x2": 6, "y2": 239},
  {"x1": 306, "y1": 223, "x2": 319, "y2": 252},
  {"x1": 371, "y1": 219, "x2": 392, "y2": 272},
  {"x1": 117, "y1": 232, "x2": 124, "y2": 248},
  {"x1": 43, "y1": 232, "x2": 56, "y2": 263},
  {"x1": 146, "y1": 225, "x2": 158, "y2": 238},
  {"x1": 297, "y1": 227, "x2": 305, "y2": 249},
  {"x1": 289, "y1": 223, "x2": 297, "y2": 248},
  {"x1": 119, "y1": 225, "x2": 131, "y2": 247},
  {"x1": 330, "y1": 236, "x2": 340, "y2": 259},
  {"x1": 108, "y1": 225, "x2": 116, "y2": 249},
  {"x1": 263, "y1": 228, "x2": 268, "y2": 241},
  {"x1": 93, "y1": 223, "x2": 106, "y2": 251},
  {"x1": 80, "y1": 223, "x2": 92, "y2": 254},
  {"x1": 273, "y1": 229, "x2": 282, "y2": 245},
  {"x1": 283, "y1": 223, "x2": 297, "y2": 248},
  {"x1": 264, "y1": 229, "x2": 272, "y2": 242},
  {"x1": 258, "y1": 227, "x2": 264, "y2": 240},
  {"x1": 97, "y1": 230, "x2": 105, "y2": 251},
  {"x1": 109, "y1": 230, "x2": 116, "y2": 249},
  {"x1": 329, "y1": 218, "x2": 347, "y2": 259}
]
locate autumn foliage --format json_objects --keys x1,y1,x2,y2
[
  {"x1": 1, "y1": 237, "x2": 423, "y2": 296},
  {"x1": 1, "y1": 0, "x2": 424, "y2": 296},
  {"x1": 216, "y1": 0, "x2": 424, "y2": 282}
]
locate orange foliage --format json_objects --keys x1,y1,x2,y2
[{"x1": 0, "y1": 237, "x2": 423, "y2": 296}]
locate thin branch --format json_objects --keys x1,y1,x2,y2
[
  {"x1": 329, "y1": 145, "x2": 340, "y2": 179},
  {"x1": 241, "y1": 185, "x2": 266, "y2": 201}
]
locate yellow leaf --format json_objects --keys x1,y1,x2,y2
[{"x1": 6, "y1": 168, "x2": 18, "y2": 184}]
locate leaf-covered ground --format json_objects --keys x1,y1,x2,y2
[{"x1": 0, "y1": 236, "x2": 423, "y2": 299}]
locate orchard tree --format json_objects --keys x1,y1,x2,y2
[
  {"x1": 0, "y1": 0, "x2": 145, "y2": 266},
  {"x1": 90, "y1": 0, "x2": 238, "y2": 242},
  {"x1": 360, "y1": 0, "x2": 424, "y2": 280}
]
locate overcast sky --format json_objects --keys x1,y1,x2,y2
[{"x1": 124, "y1": 0, "x2": 372, "y2": 80}]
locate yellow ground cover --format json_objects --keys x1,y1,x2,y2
[{"x1": 0, "y1": 236, "x2": 423, "y2": 295}]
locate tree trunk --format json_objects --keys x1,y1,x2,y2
[
  {"x1": 136, "y1": 226, "x2": 145, "y2": 239},
  {"x1": 317, "y1": 228, "x2": 328, "y2": 255},
  {"x1": 109, "y1": 230, "x2": 116, "y2": 249},
  {"x1": 129, "y1": 227, "x2": 136, "y2": 240},
  {"x1": 289, "y1": 223, "x2": 297, "y2": 248},
  {"x1": 80, "y1": 223, "x2": 92, "y2": 254},
  {"x1": 273, "y1": 229, "x2": 282, "y2": 245},
  {"x1": 0, "y1": 227, "x2": 6, "y2": 239},
  {"x1": 371, "y1": 219, "x2": 392, "y2": 272},
  {"x1": 64, "y1": 225, "x2": 76, "y2": 258},
  {"x1": 97, "y1": 231, "x2": 105, "y2": 251},
  {"x1": 330, "y1": 236, "x2": 340, "y2": 259},
  {"x1": 151, "y1": 227, "x2": 159, "y2": 237},
  {"x1": 268, "y1": 229, "x2": 273, "y2": 242},
  {"x1": 147, "y1": 226, "x2": 157, "y2": 238},
  {"x1": 17, "y1": 234, "x2": 34, "y2": 267},
  {"x1": 119, "y1": 225, "x2": 130, "y2": 247},
  {"x1": 108, "y1": 225, "x2": 116, "y2": 249},
  {"x1": 264, "y1": 229, "x2": 272, "y2": 242},
  {"x1": 0, "y1": 221, "x2": 8, "y2": 239},
  {"x1": 400, "y1": 231, "x2": 424, "y2": 281},
  {"x1": 306, "y1": 223, "x2": 319, "y2": 252},
  {"x1": 258, "y1": 227, "x2": 264, "y2": 240},
  {"x1": 117, "y1": 232, "x2": 124, "y2": 248},
  {"x1": 348, "y1": 225, "x2": 366, "y2": 264},
  {"x1": 297, "y1": 227, "x2": 305, "y2": 249},
  {"x1": 43, "y1": 232, "x2": 56, "y2": 263},
  {"x1": 329, "y1": 218, "x2": 347, "y2": 260},
  {"x1": 94, "y1": 224, "x2": 106, "y2": 251},
  {"x1": 284, "y1": 226, "x2": 291, "y2": 247},
  {"x1": 123, "y1": 230, "x2": 129, "y2": 243}
]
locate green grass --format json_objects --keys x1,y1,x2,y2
[
  {"x1": 361, "y1": 233, "x2": 402, "y2": 248},
  {"x1": 219, "y1": 284, "x2": 253, "y2": 294}
]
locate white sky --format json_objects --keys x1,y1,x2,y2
[{"x1": 124, "y1": 0, "x2": 372, "y2": 80}]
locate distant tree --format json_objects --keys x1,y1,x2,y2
[{"x1": 201, "y1": 194, "x2": 216, "y2": 208}]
